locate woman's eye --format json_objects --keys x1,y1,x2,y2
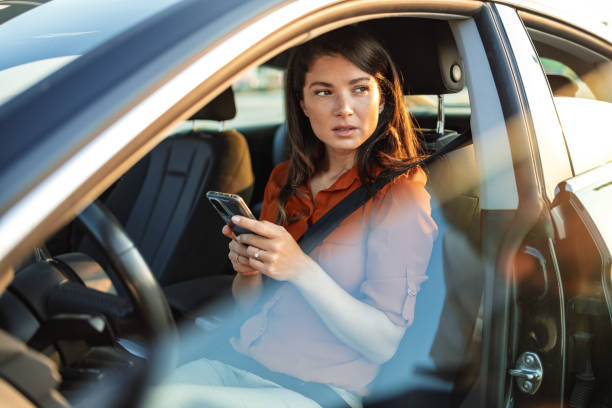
[
  {"x1": 314, "y1": 89, "x2": 330, "y2": 96},
  {"x1": 354, "y1": 86, "x2": 369, "y2": 94}
]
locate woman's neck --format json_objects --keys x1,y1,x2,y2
[
  {"x1": 324, "y1": 148, "x2": 356, "y2": 176},
  {"x1": 309, "y1": 149, "x2": 356, "y2": 200}
]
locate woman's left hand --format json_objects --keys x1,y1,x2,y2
[{"x1": 232, "y1": 216, "x2": 313, "y2": 282}]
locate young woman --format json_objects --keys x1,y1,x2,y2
[{"x1": 152, "y1": 26, "x2": 436, "y2": 408}]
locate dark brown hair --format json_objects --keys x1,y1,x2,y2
[{"x1": 277, "y1": 25, "x2": 422, "y2": 224}]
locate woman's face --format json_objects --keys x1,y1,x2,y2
[{"x1": 300, "y1": 54, "x2": 383, "y2": 158}]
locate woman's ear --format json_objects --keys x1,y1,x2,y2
[{"x1": 300, "y1": 100, "x2": 309, "y2": 117}]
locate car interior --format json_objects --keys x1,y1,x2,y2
[{"x1": 0, "y1": 16, "x2": 488, "y2": 407}]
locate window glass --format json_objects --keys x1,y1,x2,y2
[
  {"x1": 540, "y1": 57, "x2": 597, "y2": 99},
  {"x1": 554, "y1": 97, "x2": 612, "y2": 174},
  {"x1": 230, "y1": 66, "x2": 285, "y2": 128},
  {"x1": 528, "y1": 29, "x2": 612, "y2": 103},
  {"x1": 157, "y1": 18, "x2": 484, "y2": 406},
  {"x1": 405, "y1": 87, "x2": 471, "y2": 115},
  {"x1": 190, "y1": 66, "x2": 285, "y2": 132},
  {"x1": 526, "y1": 27, "x2": 612, "y2": 174}
]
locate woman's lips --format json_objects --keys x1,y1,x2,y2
[{"x1": 332, "y1": 126, "x2": 357, "y2": 137}]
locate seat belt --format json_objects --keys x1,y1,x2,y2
[
  {"x1": 261, "y1": 132, "x2": 469, "y2": 304},
  {"x1": 297, "y1": 132, "x2": 470, "y2": 254},
  {"x1": 236, "y1": 134, "x2": 469, "y2": 407}
]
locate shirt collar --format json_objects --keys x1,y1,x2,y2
[{"x1": 323, "y1": 165, "x2": 360, "y2": 192}]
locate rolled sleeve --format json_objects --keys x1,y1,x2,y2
[{"x1": 359, "y1": 171, "x2": 437, "y2": 327}]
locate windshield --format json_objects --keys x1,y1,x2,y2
[{"x1": 0, "y1": 0, "x2": 183, "y2": 106}]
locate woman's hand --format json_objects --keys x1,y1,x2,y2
[
  {"x1": 222, "y1": 225, "x2": 258, "y2": 276},
  {"x1": 231, "y1": 216, "x2": 314, "y2": 282}
]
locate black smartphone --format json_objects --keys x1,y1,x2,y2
[{"x1": 206, "y1": 191, "x2": 256, "y2": 235}]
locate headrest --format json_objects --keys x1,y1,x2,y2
[
  {"x1": 361, "y1": 18, "x2": 464, "y2": 95},
  {"x1": 190, "y1": 87, "x2": 236, "y2": 121},
  {"x1": 546, "y1": 74, "x2": 578, "y2": 97},
  {"x1": 264, "y1": 18, "x2": 464, "y2": 95}
]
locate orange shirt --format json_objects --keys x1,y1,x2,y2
[{"x1": 231, "y1": 161, "x2": 437, "y2": 395}]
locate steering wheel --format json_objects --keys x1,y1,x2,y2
[{"x1": 77, "y1": 200, "x2": 177, "y2": 348}]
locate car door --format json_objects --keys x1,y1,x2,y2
[
  {"x1": 496, "y1": 3, "x2": 612, "y2": 407},
  {"x1": 520, "y1": 6, "x2": 612, "y2": 408},
  {"x1": 454, "y1": 3, "x2": 578, "y2": 407}
]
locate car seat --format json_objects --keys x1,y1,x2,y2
[{"x1": 78, "y1": 87, "x2": 254, "y2": 315}]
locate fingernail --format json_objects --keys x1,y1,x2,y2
[
  {"x1": 236, "y1": 235, "x2": 241, "y2": 241},
  {"x1": 232, "y1": 216, "x2": 240, "y2": 223}
]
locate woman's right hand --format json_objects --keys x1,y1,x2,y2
[{"x1": 222, "y1": 225, "x2": 259, "y2": 276}]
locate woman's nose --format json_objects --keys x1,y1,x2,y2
[{"x1": 334, "y1": 93, "x2": 353, "y2": 117}]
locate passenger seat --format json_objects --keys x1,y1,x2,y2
[{"x1": 79, "y1": 87, "x2": 254, "y2": 315}]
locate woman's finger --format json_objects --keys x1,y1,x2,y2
[
  {"x1": 229, "y1": 240, "x2": 249, "y2": 256},
  {"x1": 248, "y1": 257, "x2": 267, "y2": 274},
  {"x1": 232, "y1": 216, "x2": 281, "y2": 238},
  {"x1": 237, "y1": 255, "x2": 251, "y2": 265},
  {"x1": 236, "y1": 233, "x2": 275, "y2": 251},
  {"x1": 222, "y1": 224, "x2": 236, "y2": 239},
  {"x1": 246, "y1": 246, "x2": 271, "y2": 263},
  {"x1": 228, "y1": 248, "x2": 250, "y2": 266},
  {"x1": 229, "y1": 251, "x2": 258, "y2": 275},
  {"x1": 233, "y1": 261, "x2": 258, "y2": 275}
]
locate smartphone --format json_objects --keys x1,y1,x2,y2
[{"x1": 206, "y1": 191, "x2": 256, "y2": 235}]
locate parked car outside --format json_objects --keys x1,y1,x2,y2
[{"x1": 0, "y1": 0, "x2": 611, "y2": 407}]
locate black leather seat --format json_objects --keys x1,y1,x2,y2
[{"x1": 79, "y1": 87, "x2": 254, "y2": 315}]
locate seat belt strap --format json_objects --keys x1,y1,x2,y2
[{"x1": 297, "y1": 132, "x2": 469, "y2": 253}]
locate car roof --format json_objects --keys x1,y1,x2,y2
[{"x1": 494, "y1": 0, "x2": 612, "y2": 44}]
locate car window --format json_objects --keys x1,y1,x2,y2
[
  {"x1": 540, "y1": 57, "x2": 597, "y2": 99},
  {"x1": 231, "y1": 66, "x2": 285, "y2": 127},
  {"x1": 405, "y1": 87, "x2": 470, "y2": 115},
  {"x1": 195, "y1": 65, "x2": 286, "y2": 131},
  {"x1": 527, "y1": 28, "x2": 612, "y2": 104},
  {"x1": 112, "y1": 17, "x2": 488, "y2": 406},
  {"x1": 524, "y1": 25, "x2": 612, "y2": 174},
  {"x1": 554, "y1": 97, "x2": 612, "y2": 174}
]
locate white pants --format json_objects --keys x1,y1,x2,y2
[{"x1": 144, "y1": 358, "x2": 323, "y2": 408}]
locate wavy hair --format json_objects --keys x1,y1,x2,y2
[{"x1": 276, "y1": 26, "x2": 422, "y2": 225}]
